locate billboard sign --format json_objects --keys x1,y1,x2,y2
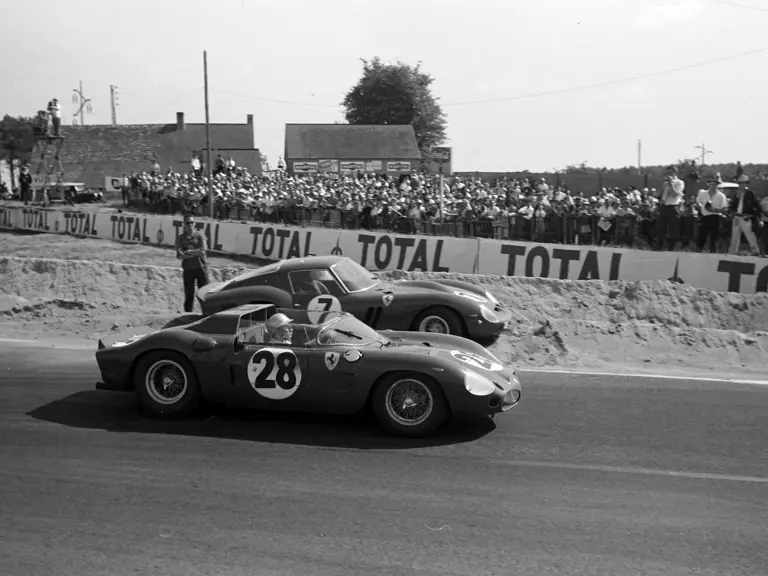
[
  {"x1": 318, "y1": 159, "x2": 339, "y2": 172},
  {"x1": 340, "y1": 161, "x2": 365, "y2": 173},
  {"x1": 386, "y1": 161, "x2": 412, "y2": 173},
  {"x1": 429, "y1": 147, "x2": 452, "y2": 175},
  {"x1": 293, "y1": 161, "x2": 318, "y2": 173}
]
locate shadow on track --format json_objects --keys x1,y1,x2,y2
[{"x1": 27, "y1": 391, "x2": 496, "y2": 450}]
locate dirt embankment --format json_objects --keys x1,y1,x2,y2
[{"x1": 1, "y1": 255, "x2": 767, "y2": 379}]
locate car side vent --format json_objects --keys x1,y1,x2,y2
[{"x1": 421, "y1": 342, "x2": 433, "y2": 347}]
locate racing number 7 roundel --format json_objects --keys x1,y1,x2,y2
[{"x1": 247, "y1": 348, "x2": 303, "y2": 400}]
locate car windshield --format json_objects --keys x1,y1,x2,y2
[
  {"x1": 316, "y1": 315, "x2": 389, "y2": 347},
  {"x1": 221, "y1": 262, "x2": 282, "y2": 288},
  {"x1": 331, "y1": 259, "x2": 379, "y2": 292}
]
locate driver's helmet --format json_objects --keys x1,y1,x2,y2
[{"x1": 265, "y1": 312, "x2": 293, "y2": 342}]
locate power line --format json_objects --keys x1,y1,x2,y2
[
  {"x1": 212, "y1": 88, "x2": 340, "y2": 109},
  {"x1": 711, "y1": 0, "x2": 768, "y2": 12},
  {"x1": 444, "y1": 45, "x2": 768, "y2": 106},
  {"x1": 210, "y1": 45, "x2": 768, "y2": 109},
  {"x1": 141, "y1": 89, "x2": 202, "y2": 116}
]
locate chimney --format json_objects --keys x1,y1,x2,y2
[
  {"x1": 247, "y1": 114, "x2": 253, "y2": 126},
  {"x1": 176, "y1": 112, "x2": 185, "y2": 131}
]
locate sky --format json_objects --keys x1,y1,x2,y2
[{"x1": 2, "y1": 0, "x2": 767, "y2": 172}]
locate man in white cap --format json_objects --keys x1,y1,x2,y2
[
  {"x1": 728, "y1": 174, "x2": 762, "y2": 256},
  {"x1": 265, "y1": 312, "x2": 294, "y2": 345}
]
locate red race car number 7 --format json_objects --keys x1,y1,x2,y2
[{"x1": 307, "y1": 295, "x2": 342, "y2": 324}]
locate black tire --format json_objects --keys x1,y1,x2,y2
[
  {"x1": 371, "y1": 372, "x2": 448, "y2": 437},
  {"x1": 413, "y1": 306, "x2": 464, "y2": 336},
  {"x1": 133, "y1": 350, "x2": 201, "y2": 419}
]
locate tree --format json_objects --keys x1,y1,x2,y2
[
  {"x1": 342, "y1": 57, "x2": 447, "y2": 168},
  {"x1": 0, "y1": 115, "x2": 36, "y2": 187}
]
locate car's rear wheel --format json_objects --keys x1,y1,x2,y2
[
  {"x1": 133, "y1": 351, "x2": 201, "y2": 418},
  {"x1": 372, "y1": 373, "x2": 448, "y2": 437},
  {"x1": 414, "y1": 306, "x2": 464, "y2": 336}
]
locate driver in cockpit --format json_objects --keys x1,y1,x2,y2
[{"x1": 265, "y1": 313, "x2": 294, "y2": 345}]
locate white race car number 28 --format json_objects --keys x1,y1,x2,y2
[{"x1": 247, "y1": 348, "x2": 303, "y2": 400}]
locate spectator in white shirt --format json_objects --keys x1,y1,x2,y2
[
  {"x1": 191, "y1": 154, "x2": 201, "y2": 177},
  {"x1": 654, "y1": 165, "x2": 685, "y2": 251},
  {"x1": 695, "y1": 174, "x2": 728, "y2": 253}
]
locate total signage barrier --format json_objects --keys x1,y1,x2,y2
[{"x1": 1, "y1": 206, "x2": 766, "y2": 295}]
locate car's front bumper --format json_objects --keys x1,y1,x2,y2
[
  {"x1": 466, "y1": 307, "x2": 513, "y2": 342},
  {"x1": 452, "y1": 372, "x2": 523, "y2": 416}
]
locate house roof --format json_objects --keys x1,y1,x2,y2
[
  {"x1": 284, "y1": 124, "x2": 421, "y2": 160},
  {"x1": 45, "y1": 123, "x2": 255, "y2": 186}
]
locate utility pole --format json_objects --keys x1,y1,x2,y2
[
  {"x1": 109, "y1": 85, "x2": 119, "y2": 125},
  {"x1": 637, "y1": 139, "x2": 642, "y2": 172},
  {"x1": 203, "y1": 51, "x2": 214, "y2": 219},
  {"x1": 695, "y1": 142, "x2": 713, "y2": 166},
  {"x1": 71, "y1": 81, "x2": 92, "y2": 126}
]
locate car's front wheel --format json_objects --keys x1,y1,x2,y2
[
  {"x1": 133, "y1": 351, "x2": 201, "y2": 418},
  {"x1": 414, "y1": 306, "x2": 464, "y2": 336},
  {"x1": 372, "y1": 373, "x2": 448, "y2": 437}
]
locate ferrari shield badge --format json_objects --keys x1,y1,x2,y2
[
  {"x1": 382, "y1": 292, "x2": 394, "y2": 307},
  {"x1": 343, "y1": 349, "x2": 362, "y2": 363},
  {"x1": 325, "y1": 351, "x2": 340, "y2": 371}
]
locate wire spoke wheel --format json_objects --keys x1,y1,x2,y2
[
  {"x1": 384, "y1": 378, "x2": 434, "y2": 427},
  {"x1": 419, "y1": 315, "x2": 450, "y2": 334},
  {"x1": 145, "y1": 360, "x2": 188, "y2": 405}
]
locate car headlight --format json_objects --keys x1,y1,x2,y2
[
  {"x1": 479, "y1": 305, "x2": 500, "y2": 323},
  {"x1": 453, "y1": 290, "x2": 487, "y2": 303},
  {"x1": 464, "y1": 370, "x2": 496, "y2": 396},
  {"x1": 485, "y1": 291, "x2": 499, "y2": 305}
]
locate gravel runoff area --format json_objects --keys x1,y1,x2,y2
[{"x1": 1, "y1": 231, "x2": 768, "y2": 381}]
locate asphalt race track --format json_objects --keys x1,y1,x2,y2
[{"x1": 1, "y1": 342, "x2": 767, "y2": 576}]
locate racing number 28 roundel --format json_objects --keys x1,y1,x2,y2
[{"x1": 247, "y1": 348, "x2": 303, "y2": 400}]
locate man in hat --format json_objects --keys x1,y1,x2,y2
[
  {"x1": 728, "y1": 175, "x2": 762, "y2": 256},
  {"x1": 654, "y1": 165, "x2": 685, "y2": 251},
  {"x1": 175, "y1": 213, "x2": 209, "y2": 312},
  {"x1": 264, "y1": 312, "x2": 294, "y2": 345},
  {"x1": 695, "y1": 173, "x2": 728, "y2": 253}
]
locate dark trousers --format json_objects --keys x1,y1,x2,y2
[
  {"x1": 696, "y1": 215, "x2": 720, "y2": 253},
  {"x1": 183, "y1": 267, "x2": 209, "y2": 313},
  {"x1": 760, "y1": 221, "x2": 768, "y2": 255},
  {"x1": 654, "y1": 205, "x2": 680, "y2": 251}
]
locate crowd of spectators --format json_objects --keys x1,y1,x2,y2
[{"x1": 118, "y1": 156, "x2": 767, "y2": 256}]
